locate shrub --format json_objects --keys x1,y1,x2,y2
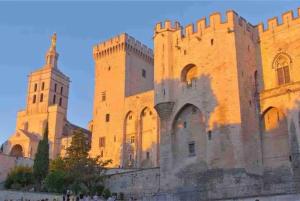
[
  {"x1": 4, "y1": 166, "x2": 33, "y2": 190},
  {"x1": 44, "y1": 170, "x2": 67, "y2": 193},
  {"x1": 103, "y1": 188, "x2": 111, "y2": 199}
]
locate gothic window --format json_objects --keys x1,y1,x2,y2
[
  {"x1": 181, "y1": 64, "x2": 197, "y2": 86},
  {"x1": 273, "y1": 54, "x2": 291, "y2": 85},
  {"x1": 146, "y1": 152, "x2": 150, "y2": 159},
  {"x1": 40, "y1": 93, "x2": 44, "y2": 102},
  {"x1": 60, "y1": 86, "x2": 63, "y2": 95},
  {"x1": 41, "y1": 82, "x2": 45, "y2": 90},
  {"x1": 54, "y1": 83, "x2": 57, "y2": 92},
  {"x1": 33, "y1": 95, "x2": 36, "y2": 104}
]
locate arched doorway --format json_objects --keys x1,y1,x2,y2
[
  {"x1": 171, "y1": 104, "x2": 206, "y2": 165},
  {"x1": 10, "y1": 144, "x2": 24, "y2": 157},
  {"x1": 262, "y1": 107, "x2": 290, "y2": 169}
]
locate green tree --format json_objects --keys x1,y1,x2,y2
[
  {"x1": 44, "y1": 169, "x2": 67, "y2": 193},
  {"x1": 49, "y1": 156, "x2": 65, "y2": 172},
  {"x1": 33, "y1": 123, "x2": 49, "y2": 186},
  {"x1": 4, "y1": 166, "x2": 34, "y2": 190},
  {"x1": 64, "y1": 130, "x2": 111, "y2": 194}
]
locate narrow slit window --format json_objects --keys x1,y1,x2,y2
[
  {"x1": 53, "y1": 95, "x2": 56, "y2": 104},
  {"x1": 40, "y1": 93, "x2": 44, "y2": 102}
]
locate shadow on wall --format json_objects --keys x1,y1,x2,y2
[
  {"x1": 121, "y1": 107, "x2": 159, "y2": 169},
  {"x1": 152, "y1": 72, "x2": 300, "y2": 199}
]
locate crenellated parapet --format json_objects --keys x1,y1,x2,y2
[
  {"x1": 154, "y1": 10, "x2": 256, "y2": 39},
  {"x1": 93, "y1": 33, "x2": 153, "y2": 64},
  {"x1": 257, "y1": 8, "x2": 300, "y2": 36}
]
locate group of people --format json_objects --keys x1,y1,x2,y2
[
  {"x1": 63, "y1": 194, "x2": 117, "y2": 201},
  {"x1": 3, "y1": 195, "x2": 117, "y2": 201}
]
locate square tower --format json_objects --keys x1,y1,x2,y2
[
  {"x1": 5, "y1": 34, "x2": 70, "y2": 159},
  {"x1": 90, "y1": 33, "x2": 154, "y2": 167}
]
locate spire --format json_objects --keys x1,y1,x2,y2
[{"x1": 45, "y1": 33, "x2": 59, "y2": 68}]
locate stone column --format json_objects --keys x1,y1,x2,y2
[{"x1": 154, "y1": 101, "x2": 174, "y2": 191}]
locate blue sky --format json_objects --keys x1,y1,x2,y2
[{"x1": 0, "y1": 1, "x2": 299, "y2": 145}]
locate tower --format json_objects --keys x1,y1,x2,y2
[
  {"x1": 5, "y1": 33, "x2": 70, "y2": 159},
  {"x1": 153, "y1": 11, "x2": 261, "y2": 193},
  {"x1": 90, "y1": 33, "x2": 156, "y2": 167}
]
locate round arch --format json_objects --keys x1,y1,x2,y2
[{"x1": 10, "y1": 144, "x2": 24, "y2": 157}]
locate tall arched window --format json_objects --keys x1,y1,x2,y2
[
  {"x1": 273, "y1": 54, "x2": 291, "y2": 85},
  {"x1": 181, "y1": 64, "x2": 197, "y2": 86}
]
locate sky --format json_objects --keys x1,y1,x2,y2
[{"x1": 0, "y1": 0, "x2": 300, "y2": 145}]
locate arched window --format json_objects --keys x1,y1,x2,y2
[
  {"x1": 181, "y1": 64, "x2": 197, "y2": 86},
  {"x1": 273, "y1": 54, "x2": 291, "y2": 85}
]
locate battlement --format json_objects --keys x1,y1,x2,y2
[
  {"x1": 154, "y1": 10, "x2": 255, "y2": 38},
  {"x1": 257, "y1": 7, "x2": 300, "y2": 34},
  {"x1": 93, "y1": 33, "x2": 153, "y2": 63}
]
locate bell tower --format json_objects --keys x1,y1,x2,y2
[{"x1": 15, "y1": 33, "x2": 70, "y2": 158}]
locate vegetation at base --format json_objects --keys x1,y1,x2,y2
[
  {"x1": 4, "y1": 166, "x2": 34, "y2": 190},
  {"x1": 33, "y1": 123, "x2": 49, "y2": 186},
  {"x1": 45, "y1": 130, "x2": 112, "y2": 195},
  {"x1": 5, "y1": 128, "x2": 112, "y2": 197}
]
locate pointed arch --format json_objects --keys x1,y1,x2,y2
[
  {"x1": 272, "y1": 53, "x2": 292, "y2": 85},
  {"x1": 139, "y1": 107, "x2": 158, "y2": 168},
  {"x1": 171, "y1": 104, "x2": 206, "y2": 164},
  {"x1": 261, "y1": 107, "x2": 290, "y2": 169},
  {"x1": 123, "y1": 111, "x2": 137, "y2": 168}
]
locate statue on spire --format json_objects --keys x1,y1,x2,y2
[{"x1": 50, "y1": 33, "x2": 57, "y2": 50}]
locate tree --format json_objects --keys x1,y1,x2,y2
[
  {"x1": 5, "y1": 166, "x2": 34, "y2": 190},
  {"x1": 63, "y1": 130, "x2": 112, "y2": 194},
  {"x1": 44, "y1": 169, "x2": 67, "y2": 193},
  {"x1": 33, "y1": 123, "x2": 49, "y2": 186}
]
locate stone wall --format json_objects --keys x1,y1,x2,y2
[
  {"x1": 0, "y1": 190, "x2": 62, "y2": 201},
  {"x1": 0, "y1": 153, "x2": 33, "y2": 183},
  {"x1": 105, "y1": 168, "x2": 160, "y2": 200}
]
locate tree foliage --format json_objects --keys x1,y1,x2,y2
[
  {"x1": 5, "y1": 166, "x2": 34, "y2": 190},
  {"x1": 33, "y1": 123, "x2": 49, "y2": 185},
  {"x1": 45, "y1": 130, "x2": 112, "y2": 194},
  {"x1": 44, "y1": 169, "x2": 67, "y2": 193}
]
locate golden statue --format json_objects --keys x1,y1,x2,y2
[{"x1": 51, "y1": 33, "x2": 57, "y2": 49}]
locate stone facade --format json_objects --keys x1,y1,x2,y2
[
  {"x1": 95, "y1": 7, "x2": 300, "y2": 201},
  {"x1": 90, "y1": 33, "x2": 159, "y2": 168},
  {"x1": 3, "y1": 34, "x2": 91, "y2": 159},
  {"x1": 2, "y1": 6, "x2": 300, "y2": 201}
]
